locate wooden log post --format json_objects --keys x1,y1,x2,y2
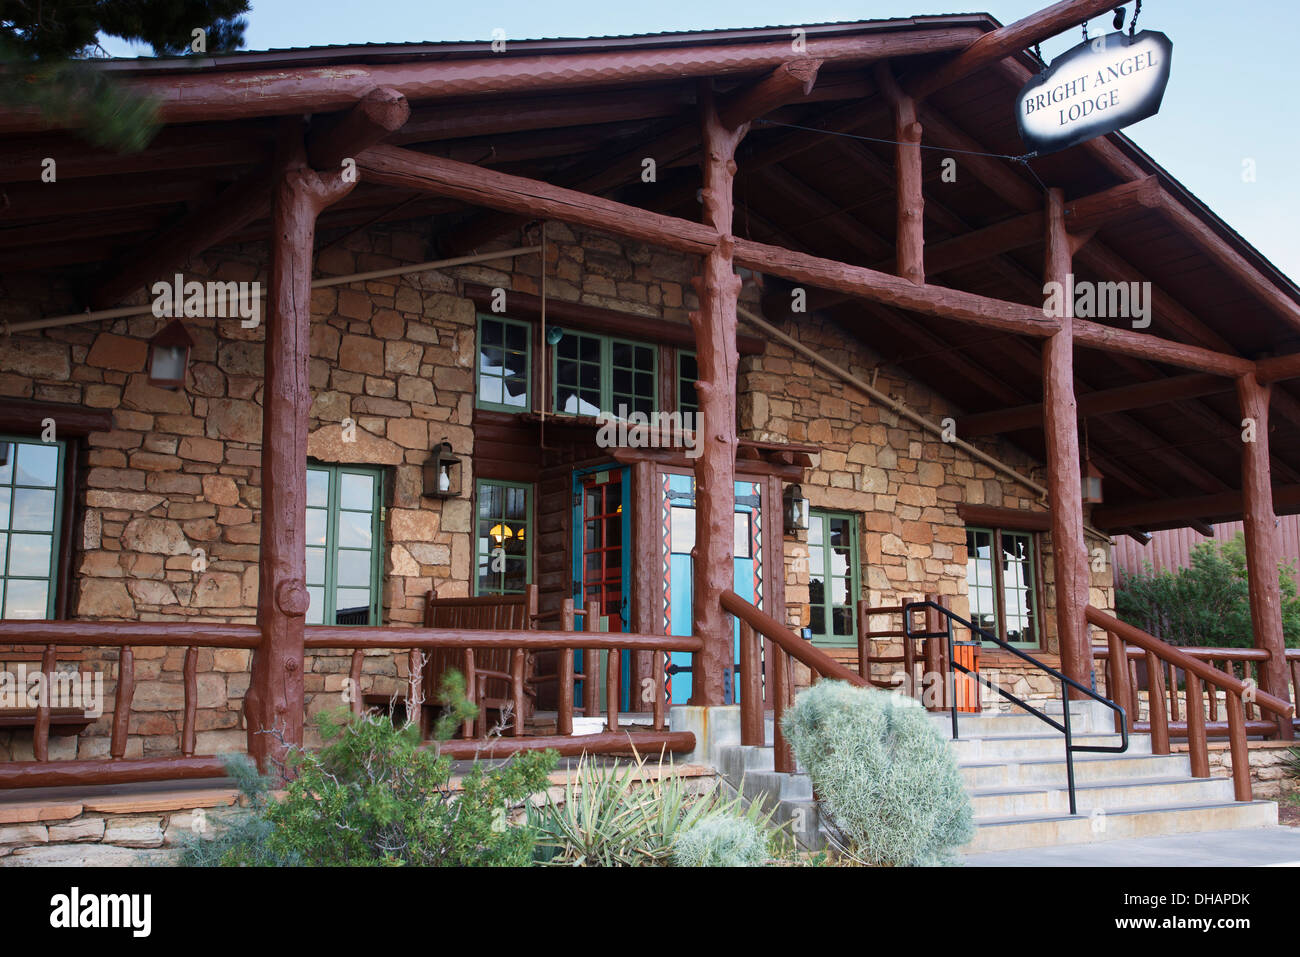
[
  {"x1": 246, "y1": 123, "x2": 359, "y2": 774},
  {"x1": 688, "y1": 83, "x2": 745, "y2": 706},
  {"x1": 1043, "y1": 188, "x2": 1092, "y2": 698},
  {"x1": 1236, "y1": 372, "x2": 1295, "y2": 739},
  {"x1": 876, "y1": 63, "x2": 924, "y2": 285}
]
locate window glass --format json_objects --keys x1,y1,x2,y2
[
  {"x1": 0, "y1": 436, "x2": 64, "y2": 620},
  {"x1": 476, "y1": 480, "x2": 532, "y2": 595},
  {"x1": 476, "y1": 315, "x2": 531, "y2": 411},
  {"x1": 807, "y1": 510, "x2": 860, "y2": 645},
  {"x1": 964, "y1": 526, "x2": 1039, "y2": 648},
  {"x1": 304, "y1": 464, "x2": 383, "y2": 626}
]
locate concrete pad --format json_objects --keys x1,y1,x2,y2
[{"x1": 962, "y1": 826, "x2": 1300, "y2": 867}]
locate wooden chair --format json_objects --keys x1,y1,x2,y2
[{"x1": 422, "y1": 585, "x2": 539, "y2": 738}]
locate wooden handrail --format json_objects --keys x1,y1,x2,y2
[
  {"x1": 1094, "y1": 644, "x2": 1272, "y2": 662},
  {"x1": 722, "y1": 590, "x2": 867, "y2": 687},
  {"x1": 1085, "y1": 607, "x2": 1294, "y2": 719},
  {"x1": 0, "y1": 621, "x2": 261, "y2": 647},
  {"x1": 305, "y1": 627, "x2": 702, "y2": 652}
]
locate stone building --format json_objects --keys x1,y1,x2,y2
[{"x1": 0, "y1": 10, "x2": 1295, "y2": 847}]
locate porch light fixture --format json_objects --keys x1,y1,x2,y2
[
  {"x1": 783, "y1": 483, "x2": 810, "y2": 534},
  {"x1": 1082, "y1": 458, "x2": 1104, "y2": 505},
  {"x1": 147, "y1": 320, "x2": 194, "y2": 390},
  {"x1": 422, "y1": 440, "x2": 462, "y2": 499},
  {"x1": 546, "y1": 325, "x2": 564, "y2": 346},
  {"x1": 1081, "y1": 420, "x2": 1103, "y2": 505}
]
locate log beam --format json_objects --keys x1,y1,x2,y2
[
  {"x1": 1043, "y1": 187, "x2": 1091, "y2": 697},
  {"x1": 355, "y1": 144, "x2": 1253, "y2": 376},
  {"x1": 718, "y1": 58, "x2": 822, "y2": 131},
  {"x1": 246, "y1": 124, "x2": 358, "y2": 774},
  {"x1": 688, "y1": 84, "x2": 745, "y2": 706},
  {"x1": 0, "y1": 29, "x2": 982, "y2": 134},
  {"x1": 1092, "y1": 484, "x2": 1300, "y2": 530},
  {"x1": 959, "y1": 373, "x2": 1232, "y2": 436},
  {"x1": 908, "y1": 0, "x2": 1118, "y2": 102},
  {"x1": 91, "y1": 87, "x2": 409, "y2": 309},
  {"x1": 1237, "y1": 372, "x2": 1295, "y2": 737},
  {"x1": 875, "y1": 62, "x2": 924, "y2": 284}
]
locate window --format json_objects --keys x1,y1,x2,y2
[
  {"x1": 476, "y1": 480, "x2": 532, "y2": 595},
  {"x1": 807, "y1": 510, "x2": 859, "y2": 646},
  {"x1": 553, "y1": 332, "x2": 657, "y2": 417},
  {"x1": 677, "y1": 351, "x2": 698, "y2": 415},
  {"x1": 305, "y1": 464, "x2": 384, "y2": 626},
  {"x1": 476, "y1": 314, "x2": 531, "y2": 412},
  {"x1": 965, "y1": 526, "x2": 1040, "y2": 648},
  {"x1": 0, "y1": 436, "x2": 66, "y2": 619}
]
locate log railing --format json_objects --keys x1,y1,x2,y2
[
  {"x1": 722, "y1": 589, "x2": 868, "y2": 773},
  {"x1": 1085, "y1": 606, "x2": 1296, "y2": 801},
  {"x1": 0, "y1": 618, "x2": 700, "y2": 787},
  {"x1": 303, "y1": 618, "x2": 699, "y2": 760},
  {"x1": 0, "y1": 621, "x2": 260, "y2": 789}
]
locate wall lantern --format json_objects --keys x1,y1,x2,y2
[
  {"x1": 147, "y1": 320, "x2": 194, "y2": 390},
  {"x1": 783, "y1": 483, "x2": 810, "y2": 534},
  {"x1": 546, "y1": 325, "x2": 565, "y2": 346},
  {"x1": 422, "y1": 440, "x2": 462, "y2": 499},
  {"x1": 1082, "y1": 459, "x2": 1104, "y2": 505}
]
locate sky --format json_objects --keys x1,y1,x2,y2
[{"x1": 101, "y1": 0, "x2": 1300, "y2": 278}]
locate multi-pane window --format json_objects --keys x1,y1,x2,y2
[
  {"x1": 476, "y1": 314, "x2": 530, "y2": 412},
  {"x1": 807, "y1": 510, "x2": 859, "y2": 646},
  {"x1": 0, "y1": 437, "x2": 65, "y2": 619},
  {"x1": 553, "y1": 332, "x2": 657, "y2": 417},
  {"x1": 677, "y1": 351, "x2": 699, "y2": 415},
  {"x1": 305, "y1": 464, "x2": 384, "y2": 626},
  {"x1": 476, "y1": 480, "x2": 531, "y2": 595},
  {"x1": 965, "y1": 526, "x2": 1040, "y2": 648}
]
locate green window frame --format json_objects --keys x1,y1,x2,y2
[
  {"x1": 807, "y1": 509, "x2": 860, "y2": 647},
  {"x1": 305, "y1": 463, "x2": 385, "y2": 626},
  {"x1": 552, "y1": 332, "x2": 657, "y2": 418},
  {"x1": 677, "y1": 350, "x2": 699, "y2": 415},
  {"x1": 965, "y1": 526, "x2": 1041, "y2": 649},
  {"x1": 475, "y1": 480, "x2": 532, "y2": 596},
  {"x1": 0, "y1": 435, "x2": 66, "y2": 620},
  {"x1": 476, "y1": 313, "x2": 531, "y2": 412}
]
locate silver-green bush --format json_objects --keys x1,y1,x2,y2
[
  {"x1": 672, "y1": 814, "x2": 768, "y2": 867},
  {"x1": 782, "y1": 681, "x2": 974, "y2": 866}
]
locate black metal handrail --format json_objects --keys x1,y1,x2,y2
[{"x1": 902, "y1": 600, "x2": 1128, "y2": 815}]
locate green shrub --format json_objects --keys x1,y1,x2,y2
[
  {"x1": 529, "y1": 750, "x2": 779, "y2": 866},
  {"x1": 184, "y1": 670, "x2": 557, "y2": 866},
  {"x1": 782, "y1": 681, "x2": 973, "y2": 866},
  {"x1": 177, "y1": 753, "x2": 301, "y2": 867},
  {"x1": 1117, "y1": 533, "x2": 1300, "y2": 648},
  {"x1": 1283, "y1": 747, "x2": 1300, "y2": 780},
  {"x1": 672, "y1": 814, "x2": 768, "y2": 867}
]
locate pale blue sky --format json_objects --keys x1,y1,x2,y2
[{"x1": 101, "y1": 1, "x2": 1300, "y2": 278}]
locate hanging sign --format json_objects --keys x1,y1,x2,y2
[{"x1": 1016, "y1": 30, "x2": 1172, "y2": 155}]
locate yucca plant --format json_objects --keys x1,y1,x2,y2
[
  {"x1": 1283, "y1": 746, "x2": 1300, "y2": 780},
  {"x1": 528, "y1": 748, "x2": 782, "y2": 866}
]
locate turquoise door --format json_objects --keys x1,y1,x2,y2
[{"x1": 661, "y1": 473, "x2": 764, "y2": 704}]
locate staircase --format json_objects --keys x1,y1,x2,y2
[{"x1": 717, "y1": 700, "x2": 1278, "y2": 855}]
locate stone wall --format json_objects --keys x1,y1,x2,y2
[
  {"x1": 740, "y1": 309, "x2": 1115, "y2": 695},
  {"x1": 0, "y1": 215, "x2": 1112, "y2": 757}
]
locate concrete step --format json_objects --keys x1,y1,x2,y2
[
  {"x1": 949, "y1": 731, "x2": 1135, "y2": 762},
  {"x1": 968, "y1": 775, "x2": 1236, "y2": 817},
  {"x1": 966, "y1": 800, "x2": 1278, "y2": 853},
  {"x1": 959, "y1": 751, "x2": 1191, "y2": 789},
  {"x1": 929, "y1": 710, "x2": 1102, "y2": 736}
]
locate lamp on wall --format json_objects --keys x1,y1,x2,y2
[
  {"x1": 422, "y1": 440, "x2": 462, "y2": 499},
  {"x1": 782, "y1": 483, "x2": 810, "y2": 534},
  {"x1": 147, "y1": 320, "x2": 193, "y2": 390}
]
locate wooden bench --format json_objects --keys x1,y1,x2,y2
[{"x1": 422, "y1": 585, "x2": 540, "y2": 738}]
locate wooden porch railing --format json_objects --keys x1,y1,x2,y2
[
  {"x1": 0, "y1": 617, "x2": 700, "y2": 788},
  {"x1": 722, "y1": 589, "x2": 867, "y2": 773},
  {"x1": 0, "y1": 621, "x2": 260, "y2": 788},
  {"x1": 1085, "y1": 606, "x2": 1296, "y2": 801}
]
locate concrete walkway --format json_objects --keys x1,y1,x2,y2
[{"x1": 962, "y1": 826, "x2": 1300, "y2": 867}]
